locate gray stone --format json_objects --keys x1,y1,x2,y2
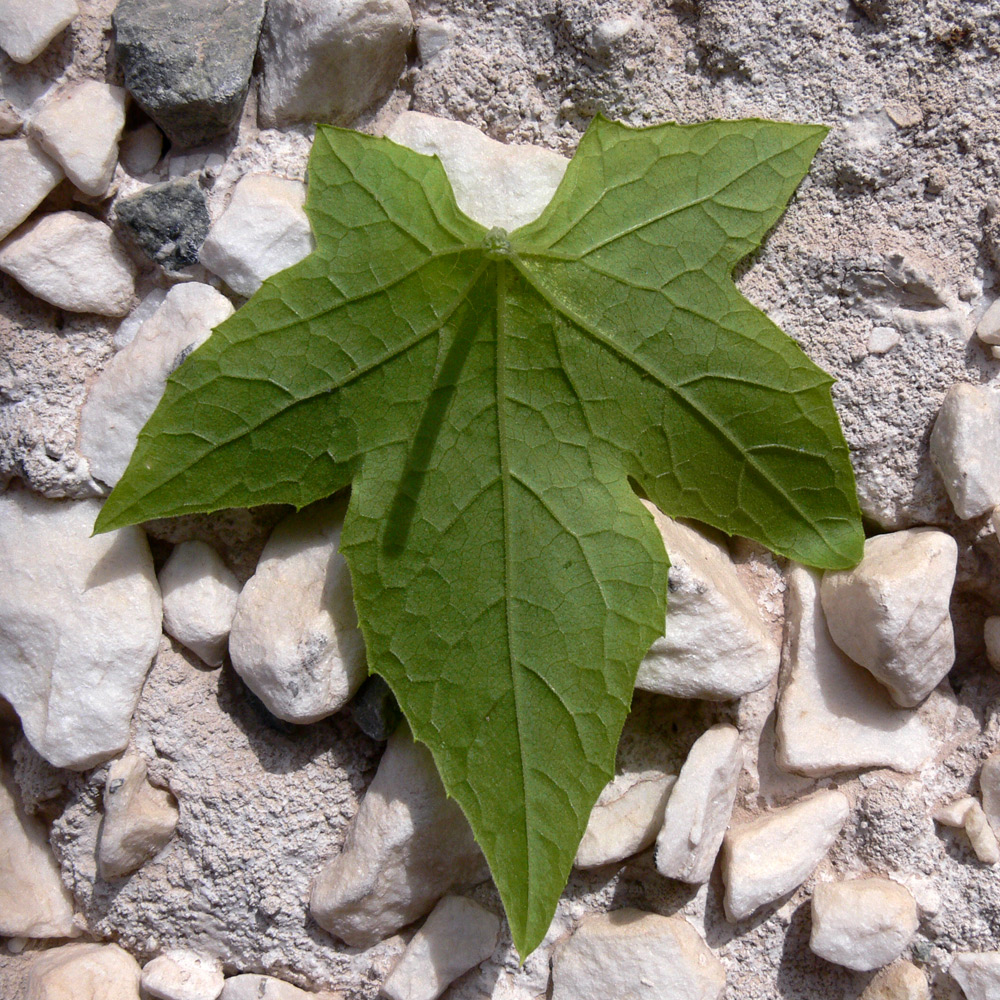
[
  {"x1": 349, "y1": 675, "x2": 402, "y2": 742},
  {"x1": 113, "y1": 0, "x2": 265, "y2": 148},
  {"x1": 115, "y1": 177, "x2": 211, "y2": 271}
]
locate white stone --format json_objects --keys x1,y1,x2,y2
[
  {"x1": 99, "y1": 754, "x2": 179, "y2": 879},
  {"x1": 929, "y1": 383, "x2": 1000, "y2": 520},
  {"x1": 229, "y1": 500, "x2": 366, "y2": 722},
  {"x1": 809, "y1": 878, "x2": 919, "y2": 971},
  {"x1": 29, "y1": 81, "x2": 126, "y2": 196},
  {"x1": 575, "y1": 770, "x2": 675, "y2": 869},
  {"x1": 26, "y1": 943, "x2": 141, "y2": 1000},
  {"x1": 387, "y1": 111, "x2": 570, "y2": 231},
  {"x1": 219, "y1": 976, "x2": 312, "y2": 1000},
  {"x1": 382, "y1": 895, "x2": 500, "y2": 1000},
  {"x1": 551, "y1": 909, "x2": 726, "y2": 1000},
  {"x1": 0, "y1": 210, "x2": 135, "y2": 316},
  {"x1": 977, "y1": 300, "x2": 1000, "y2": 345},
  {"x1": 78, "y1": 282, "x2": 234, "y2": 486},
  {"x1": 142, "y1": 950, "x2": 224, "y2": 1000},
  {"x1": 258, "y1": 0, "x2": 413, "y2": 127},
  {"x1": 951, "y1": 952, "x2": 1000, "y2": 1000},
  {"x1": 776, "y1": 566, "x2": 938, "y2": 776},
  {"x1": 860, "y1": 961, "x2": 930, "y2": 1000},
  {"x1": 415, "y1": 19, "x2": 455, "y2": 62},
  {"x1": 981, "y1": 750, "x2": 1000, "y2": 835},
  {"x1": 0, "y1": 137, "x2": 63, "y2": 241},
  {"x1": 635, "y1": 505, "x2": 780, "y2": 700},
  {"x1": 159, "y1": 541, "x2": 240, "y2": 667},
  {"x1": 0, "y1": 760, "x2": 78, "y2": 938},
  {"x1": 119, "y1": 122, "x2": 164, "y2": 176},
  {"x1": 0, "y1": 490, "x2": 162, "y2": 769},
  {"x1": 934, "y1": 797, "x2": 999, "y2": 865},
  {"x1": 200, "y1": 173, "x2": 314, "y2": 297},
  {"x1": 820, "y1": 528, "x2": 957, "y2": 706},
  {"x1": 114, "y1": 287, "x2": 168, "y2": 349},
  {"x1": 310, "y1": 724, "x2": 488, "y2": 947},
  {"x1": 0, "y1": 0, "x2": 77, "y2": 63},
  {"x1": 655, "y1": 724, "x2": 742, "y2": 884},
  {"x1": 868, "y1": 326, "x2": 900, "y2": 354},
  {"x1": 934, "y1": 795, "x2": 977, "y2": 828},
  {"x1": 986, "y1": 617, "x2": 1000, "y2": 672},
  {"x1": 721, "y1": 789, "x2": 850, "y2": 922}
]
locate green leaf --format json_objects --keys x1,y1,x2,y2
[{"x1": 96, "y1": 116, "x2": 863, "y2": 956}]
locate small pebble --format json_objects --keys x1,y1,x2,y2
[
  {"x1": 0, "y1": 0, "x2": 77, "y2": 63},
  {"x1": 350, "y1": 674, "x2": 402, "y2": 742},
  {"x1": 119, "y1": 121, "x2": 164, "y2": 176},
  {"x1": 142, "y1": 950, "x2": 224, "y2": 1000},
  {"x1": 415, "y1": 18, "x2": 455, "y2": 62},
  {"x1": 868, "y1": 326, "x2": 900, "y2": 354},
  {"x1": 934, "y1": 796, "x2": 999, "y2": 864},
  {"x1": 0, "y1": 137, "x2": 63, "y2": 241},
  {"x1": 116, "y1": 177, "x2": 211, "y2": 271},
  {"x1": 860, "y1": 960, "x2": 929, "y2": 1000},
  {"x1": 0, "y1": 98, "x2": 23, "y2": 135}
]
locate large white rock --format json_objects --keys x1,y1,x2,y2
[
  {"x1": 776, "y1": 566, "x2": 938, "y2": 776},
  {"x1": 635, "y1": 505, "x2": 780, "y2": 700},
  {"x1": 99, "y1": 754, "x2": 179, "y2": 879},
  {"x1": 141, "y1": 950, "x2": 224, "y2": 1000},
  {"x1": 159, "y1": 541, "x2": 240, "y2": 667},
  {"x1": 0, "y1": 760, "x2": 78, "y2": 938},
  {"x1": 200, "y1": 173, "x2": 314, "y2": 297},
  {"x1": 0, "y1": 0, "x2": 77, "y2": 63},
  {"x1": 820, "y1": 528, "x2": 957, "y2": 706},
  {"x1": 219, "y1": 976, "x2": 312, "y2": 1000},
  {"x1": 26, "y1": 943, "x2": 141, "y2": 1000},
  {"x1": 29, "y1": 81, "x2": 126, "y2": 196},
  {"x1": 387, "y1": 111, "x2": 569, "y2": 232},
  {"x1": 0, "y1": 211, "x2": 136, "y2": 317},
  {"x1": 655, "y1": 724, "x2": 742, "y2": 883},
  {"x1": 929, "y1": 383, "x2": 1000, "y2": 520},
  {"x1": 381, "y1": 895, "x2": 500, "y2": 1000},
  {"x1": 951, "y1": 952, "x2": 1000, "y2": 1000},
  {"x1": 0, "y1": 490, "x2": 162, "y2": 770},
  {"x1": 229, "y1": 500, "x2": 367, "y2": 723},
  {"x1": 78, "y1": 282, "x2": 234, "y2": 486},
  {"x1": 575, "y1": 770, "x2": 675, "y2": 869},
  {"x1": 310, "y1": 724, "x2": 488, "y2": 947},
  {"x1": 551, "y1": 909, "x2": 726, "y2": 1000},
  {"x1": 0, "y1": 137, "x2": 63, "y2": 241},
  {"x1": 860, "y1": 961, "x2": 930, "y2": 1000},
  {"x1": 721, "y1": 789, "x2": 850, "y2": 922},
  {"x1": 258, "y1": 0, "x2": 412, "y2": 127},
  {"x1": 809, "y1": 878, "x2": 919, "y2": 971}
]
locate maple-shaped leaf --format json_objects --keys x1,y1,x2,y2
[{"x1": 96, "y1": 116, "x2": 862, "y2": 956}]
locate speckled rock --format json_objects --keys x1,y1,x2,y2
[{"x1": 115, "y1": 178, "x2": 211, "y2": 271}]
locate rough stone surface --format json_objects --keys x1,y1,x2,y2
[
  {"x1": 575, "y1": 770, "x2": 674, "y2": 869},
  {"x1": 310, "y1": 724, "x2": 488, "y2": 948},
  {"x1": 218, "y1": 976, "x2": 313, "y2": 1000},
  {"x1": 986, "y1": 617, "x2": 1000, "y2": 672},
  {"x1": 860, "y1": 961, "x2": 930, "y2": 1000},
  {"x1": 99, "y1": 754, "x2": 179, "y2": 879},
  {"x1": 381, "y1": 895, "x2": 500, "y2": 1000},
  {"x1": 0, "y1": 138, "x2": 63, "y2": 240},
  {"x1": 159, "y1": 541, "x2": 240, "y2": 667},
  {"x1": 77, "y1": 282, "x2": 234, "y2": 486},
  {"x1": 113, "y1": 0, "x2": 265, "y2": 147},
  {"x1": 26, "y1": 943, "x2": 141, "y2": 1000},
  {"x1": 820, "y1": 528, "x2": 957, "y2": 706},
  {"x1": 809, "y1": 878, "x2": 919, "y2": 971},
  {"x1": 28, "y1": 80, "x2": 126, "y2": 196},
  {"x1": 115, "y1": 178, "x2": 211, "y2": 271},
  {"x1": 258, "y1": 0, "x2": 413, "y2": 128},
  {"x1": 951, "y1": 953, "x2": 1000, "y2": 1000},
  {"x1": 0, "y1": 211, "x2": 136, "y2": 317},
  {"x1": 551, "y1": 909, "x2": 726, "y2": 1000},
  {"x1": 229, "y1": 500, "x2": 367, "y2": 723},
  {"x1": 0, "y1": 0, "x2": 77, "y2": 63},
  {"x1": 142, "y1": 950, "x2": 224, "y2": 1000},
  {"x1": 722, "y1": 790, "x2": 850, "y2": 922},
  {"x1": 655, "y1": 724, "x2": 742, "y2": 884},
  {"x1": 0, "y1": 488, "x2": 161, "y2": 769},
  {"x1": 199, "y1": 173, "x2": 314, "y2": 297}
]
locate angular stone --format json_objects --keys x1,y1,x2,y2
[
  {"x1": 820, "y1": 528, "x2": 957, "y2": 706},
  {"x1": 115, "y1": 178, "x2": 211, "y2": 271},
  {"x1": 113, "y1": 0, "x2": 265, "y2": 147},
  {"x1": 809, "y1": 878, "x2": 918, "y2": 971},
  {"x1": 310, "y1": 724, "x2": 488, "y2": 947},
  {"x1": 0, "y1": 490, "x2": 161, "y2": 770},
  {"x1": 381, "y1": 896, "x2": 500, "y2": 1000},
  {"x1": 977, "y1": 300, "x2": 1000, "y2": 345},
  {"x1": 0, "y1": 760, "x2": 78, "y2": 938},
  {"x1": 258, "y1": 0, "x2": 412, "y2": 128},
  {"x1": 229, "y1": 500, "x2": 367, "y2": 723},
  {"x1": 199, "y1": 173, "x2": 314, "y2": 297},
  {"x1": 776, "y1": 567, "x2": 937, "y2": 776},
  {"x1": 929, "y1": 383, "x2": 1000, "y2": 520},
  {"x1": 951, "y1": 952, "x2": 1000, "y2": 1000},
  {"x1": 26, "y1": 943, "x2": 141, "y2": 1000},
  {"x1": 29, "y1": 81, "x2": 126, "y2": 197},
  {"x1": 387, "y1": 111, "x2": 568, "y2": 231},
  {"x1": 0, "y1": 137, "x2": 63, "y2": 241},
  {"x1": 159, "y1": 541, "x2": 240, "y2": 667},
  {"x1": 635, "y1": 505, "x2": 780, "y2": 700},
  {"x1": 99, "y1": 754, "x2": 179, "y2": 879},
  {"x1": 860, "y1": 962, "x2": 929, "y2": 1000},
  {"x1": 551, "y1": 909, "x2": 726, "y2": 1000},
  {"x1": 219, "y1": 977, "x2": 312, "y2": 1000},
  {"x1": 141, "y1": 950, "x2": 224, "y2": 1000},
  {"x1": 575, "y1": 770, "x2": 674, "y2": 869},
  {"x1": 350, "y1": 674, "x2": 402, "y2": 742},
  {"x1": 0, "y1": 211, "x2": 136, "y2": 317},
  {"x1": 0, "y1": 0, "x2": 77, "y2": 63},
  {"x1": 934, "y1": 796, "x2": 999, "y2": 865},
  {"x1": 78, "y1": 282, "x2": 234, "y2": 486},
  {"x1": 721, "y1": 789, "x2": 850, "y2": 922},
  {"x1": 656, "y1": 724, "x2": 742, "y2": 884}
]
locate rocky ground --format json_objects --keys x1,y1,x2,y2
[{"x1": 1, "y1": 0, "x2": 1000, "y2": 998}]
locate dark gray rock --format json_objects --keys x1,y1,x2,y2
[
  {"x1": 115, "y1": 178, "x2": 210, "y2": 271},
  {"x1": 113, "y1": 0, "x2": 265, "y2": 148},
  {"x1": 350, "y1": 675, "x2": 402, "y2": 742}
]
